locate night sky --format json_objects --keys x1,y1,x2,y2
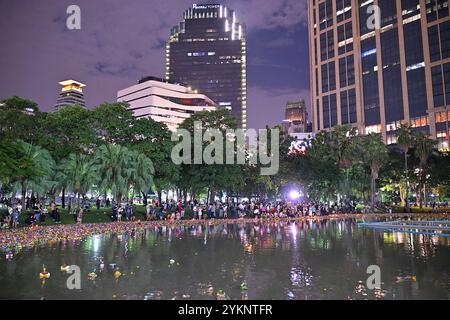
[{"x1": 0, "y1": 0, "x2": 310, "y2": 129}]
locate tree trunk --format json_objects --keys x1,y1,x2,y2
[
  {"x1": 62, "y1": 187, "x2": 66, "y2": 208},
  {"x1": 157, "y1": 190, "x2": 162, "y2": 205},
  {"x1": 418, "y1": 183, "x2": 423, "y2": 208},
  {"x1": 370, "y1": 175, "x2": 376, "y2": 211},
  {"x1": 183, "y1": 189, "x2": 188, "y2": 204},
  {"x1": 209, "y1": 189, "x2": 216, "y2": 204},
  {"x1": 21, "y1": 181, "x2": 26, "y2": 213},
  {"x1": 76, "y1": 193, "x2": 80, "y2": 209},
  {"x1": 404, "y1": 151, "x2": 409, "y2": 209},
  {"x1": 142, "y1": 191, "x2": 148, "y2": 206},
  {"x1": 423, "y1": 184, "x2": 427, "y2": 208}
]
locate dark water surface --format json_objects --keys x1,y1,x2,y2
[{"x1": 0, "y1": 217, "x2": 449, "y2": 300}]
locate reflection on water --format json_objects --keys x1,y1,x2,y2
[{"x1": 0, "y1": 217, "x2": 449, "y2": 300}]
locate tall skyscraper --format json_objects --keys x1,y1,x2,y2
[
  {"x1": 117, "y1": 76, "x2": 217, "y2": 131},
  {"x1": 166, "y1": 4, "x2": 247, "y2": 129},
  {"x1": 282, "y1": 100, "x2": 309, "y2": 135},
  {"x1": 308, "y1": 0, "x2": 450, "y2": 151},
  {"x1": 54, "y1": 80, "x2": 86, "y2": 111}
]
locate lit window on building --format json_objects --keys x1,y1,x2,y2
[
  {"x1": 410, "y1": 116, "x2": 429, "y2": 128},
  {"x1": 365, "y1": 124, "x2": 381, "y2": 134}
]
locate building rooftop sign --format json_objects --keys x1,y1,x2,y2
[{"x1": 193, "y1": 4, "x2": 220, "y2": 9}]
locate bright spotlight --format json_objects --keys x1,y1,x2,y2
[{"x1": 289, "y1": 190, "x2": 301, "y2": 200}]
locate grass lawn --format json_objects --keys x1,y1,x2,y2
[{"x1": 1, "y1": 206, "x2": 149, "y2": 227}]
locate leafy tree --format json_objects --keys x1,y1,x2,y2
[
  {"x1": 178, "y1": 109, "x2": 242, "y2": 203},
  {"x1": 125, "y1": 150, "x2": 155, "y2": 202},
  {"x1": 124, "y1": 117, "x2": 179, "y2": 203},
  {"x1": 40, "y1": 104, "x2": 94, "y2": 160},
  {"x1": 13, "y1": 140, "x2": 54, "y2": 211},
  {"x1": 413, "y1": 132, "x2": 437, "y2": 207},
  {"x1": 0, "y1": 139, "x2": 23, "y2": 183},
  {"x1": 90, "y1": 102, "x2": 134, "y2": 145},
  {"x1": 0, "y1": 96, "x2": 44, "y2": 145},
  {"x1": 61, "y1": 153, "x2": 97, "y2": 208},
  {"x1": 94, "y1": 144, "x2": 132, "y2": 202},
  {"x1": 397, "y1": 123, "x2": 413, "y2": 208},
  {"x1": 360, "y1": 133, "x2": 388, "y2": 210}
]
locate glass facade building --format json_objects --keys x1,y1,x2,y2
[
  {"x1": 282, "y1": 100, "x2": 309, "y2": 135},
  {"x1": 166, "y1": 4, "x2": 247, "y2": 128},
  {"x1": 308, "y1": 0, "x2": 450, "y2": 150}
]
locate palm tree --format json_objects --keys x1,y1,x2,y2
[
  {"x1": 94, "y1": 144, "x2": 131, "y2": 203},
  {"x1": 0, "y1": 139, "x2": 22, "y2": 183},
  {"x1": 14, "y1": 140, "x2": 54, "y2": 212},
  {"x1": 126, "y1": 150, "x2": 154, "y2": 202},
  {"x1": 414, "y1": 132, "x2": 437, "y2": 207},
  {"x1": 397, "y1": 123, "x2": 413, "y2": 209},
  {"x1": 61, "y1": 153, "x2": 97, "y2": 208},
  {"x1": 361, "y1": 133, "x2": 388, "y2": 210}
]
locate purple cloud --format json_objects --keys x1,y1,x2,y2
[{"x1": 0, "y1": 0, "x2": 310, "y2": 129}]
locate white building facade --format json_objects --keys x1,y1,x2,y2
[{"x1": 117, "y1": 77, "x2": 217, "y2": 131}]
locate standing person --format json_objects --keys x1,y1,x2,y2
[
  {"x1": 131, "y1": 204, "x2": 136, "y2": 221},
  {"x1": 54, "y1": 206, "x2": 61, "y2": 223},
  {"x1": 198, "y1": 205, "x2": 203, "y2": 220},
  {"x1": 125, "y1": 203, "x2": 130, "y2": 220},
  {"x1": 253, "y1": 205, "x2": 260, "y2": 218},
  {"x1": 111, "y1": 205, "x2": 117, "y2": 221},
  {"x1": 12, "y1": 207, "x2": 19, "y2": 228},
  {"x1": 16, "y1": 203, "x2": 22, "y2": 215},
  {"x1": 193, "y1": 203, "x2": 198, "y2": 219},
  {"x1": 40, "y1": 205, "x2": 47, "y2": 223},
  {"x1": 158, "y1": 206, "x2": 165, "y2": 220},
  {"x1": 50, "y1": 201, "x2": 57, "y2": 220},
  {"x1": 117, "y1": 206, "x2": 123, "y2": 222},
  {"x1": 96, "y1": 198, "x2": 101, "y2": 211},
  {"x1": 219, "y1": 204, "x2": 224, "y2": 218},
  {"x1": 223, "y1": 204, "x2": 228, "y2": 218},
  {"x1": 145, "y1": 203, "x2": 151, "y2": 221},
  {"x1": 238, "y1": 203, "x2": 244, "y2": 217},
  {"x1": 33, "y1": 204, "x2": 40, "y2": 223},
  {"x1": 6, "y1": 204, "x2": 13, "y2": 227},
  {"x1": 311, "y1": 205, "x2": 316, "y2": 216},
  {"x1": 77, "y1": 208, "x2": 84, "y2": 224},
  {"x1": 209, "y1": 204, "x2": 214, "y2": 219},
  {"x1": 68, "y1": 198, "x2": 72, "y2": 219},
  {"x1": 151, "y1": 205, "x2": 156, "y2": 220},
  {"x1": 176, "y1": 200, "x2": 183, "y2": 219},
  {"x1": 72, "y1": 206, "x2": 78, "y2": 223}
]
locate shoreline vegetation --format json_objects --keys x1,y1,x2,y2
[
  {"x1": 2, "y1": 204, "x2": 450, "y2": 227},
  {"x1": 1, "y1": 212, "x2": 449, "y2": 255}
]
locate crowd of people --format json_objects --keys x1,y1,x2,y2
[
  {"x1": 0, "y1": 200, "x2": 64, "y2": 229},
  {"x1": 139, "y1": 199, "x2": 354, "y2": 221},
  {"x1": 1, "y1": 194, "x2": 448, "y2": 229},
  {"x1": 111, "y1": 203, "x2": 137, "y2": 222}
]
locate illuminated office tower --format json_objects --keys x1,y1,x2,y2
[
  {"x1": 118, "y1": 76, "x2": 217, "y2": 132},
  {"x1": 166, "y1": 4, "x2": 247, "y2": 128},
  {"x1": 282, "y1": 100, "x2": 309, "y2": 135},
  {"x1": 54, "y1": 80, "x2": 86, "y2": 111},
  {"x1": 308, "y1": 0, "x2": 450, "y2": 150}
]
